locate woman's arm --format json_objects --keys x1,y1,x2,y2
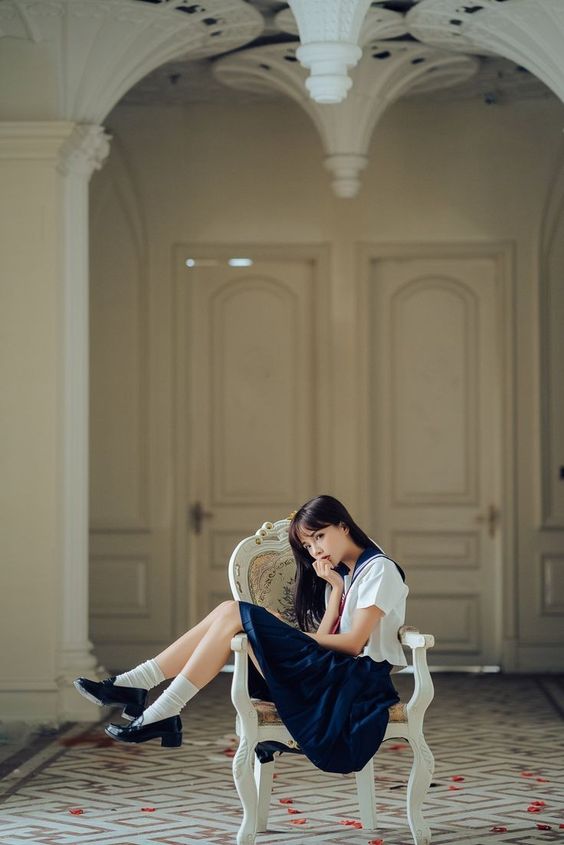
[
  {"x1": 316, "y1": 583, "x2": 344, "y2": 635},
  {"x1": 307, "y1": 605, "x2": 385, "y2": 656}
]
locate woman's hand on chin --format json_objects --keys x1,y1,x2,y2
[{"x1": 312, "y1": 559, "x2": 344, "y2": 590}]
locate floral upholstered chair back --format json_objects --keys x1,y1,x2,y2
[{"x1": 228, "y1": 518, "x2": 299, "y2": 628}]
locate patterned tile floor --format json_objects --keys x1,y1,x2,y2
[{"x1": 0, "y1": 673, "x2": 563, "y2": 845}]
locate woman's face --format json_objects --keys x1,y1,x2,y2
[{"x1": 298, "y1": 523, "x2": 352, "y2": 566}]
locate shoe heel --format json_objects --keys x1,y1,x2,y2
[
  {"x1": 122, "y1": 703, "x2": 144, "y2": 720},
  {"x1": 161, "y1": 732, "x2": 182, "y2": 748}
]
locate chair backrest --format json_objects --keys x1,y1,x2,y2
[{"x1": 228, "y1": 519, "x2": 299, "y2": 627}]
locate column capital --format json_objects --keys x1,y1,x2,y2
[{"x1": 58, "y1": 124, "x2": 111, "y2": 179}]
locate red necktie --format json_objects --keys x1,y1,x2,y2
[{"x1": 329, "y1": 592, "x2": 346, "y2": 634}]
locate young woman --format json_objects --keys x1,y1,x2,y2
[{"x1": 75, "y1": 494, "x2": 408, "y2": 774}]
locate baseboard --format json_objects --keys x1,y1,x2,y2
[
  {"x1": 515, "y1": 644, "x2": 564, "y2": 672},
  {"x1": 93, "y1": 643, "x2": 167, "y2": 674},
  {"x1": 0, "y1": 690, "x2": 60, "y2": 724}
]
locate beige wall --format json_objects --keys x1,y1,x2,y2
[{"x1": 90, "y1": 92, "x2": 564, "y2": 671}]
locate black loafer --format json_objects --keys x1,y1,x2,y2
[
  {"x1": 74, "y1": 676, "x2": 148, "y2": 720},
  {"x1": 105, "y1": 715, "x2": 182, "y2": 748}
]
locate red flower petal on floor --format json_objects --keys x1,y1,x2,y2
[
  {"x1": 536, "y1": 777, "x2": 549, "y2": 783},
  {"x1": 490, "y1": 826, "x2": 508, "y2": 833},
  {"x1": 141, "y1": 807, "x2": 156, "y2": 812},
  {"x1": 527, "y1": 806, "x2": 542, "y2": 813},
  {"x1": 386, "y1": 743, "x2": 408, "y2": 751},
  {"x1": 368, "y1": 839, "x2": 384, "y2": 845},
  {"x1": 279, "y1": 798, "x2": 293, "y2": 804},
  {"x1": 289, "y1": 818, "x2": 306, "y2": 825},
  {"x1": 352, "y1": 822, "x2": 363, "y2": 828},
  {"x1": 520, "y1": 771, "x2": 534, "y2": 777},
  {"x1": 530, "y1": 801, "x2": 546, "y2": 806},
  {"x1": 223, "y1": 748, "x2": 235, "y2": 757},
  {"x1": 537, "y1": 824, "x2": 552, "y2": 831},
  {"x1": 559, "y1": 824, "x2": 564, "y2": 829},
  {"x1": 69, "y1": 809, "x2": 84, "y2": 815},
  {"x1": 287, "y1": 808, "x2": 301, "y2": 815},
  {"x1": 450, "y1": 775, "x2": 465, "y2": 782},
  {"x1": 448, "y1": 786, "x2": 463, "y2": 791}
]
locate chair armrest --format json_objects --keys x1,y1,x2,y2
[
  {"x1": 230, "y1": 633, "x2": 259, "y2": 731},
  {"x1": 230, "y1": 633, "x2": 249, "y2": 703},
  {"x1": 399, "y1": 625, "x2": 435, "y2": 650},
  {"x1": 231, "y1": 633, "x2": 249, "y2": 653},
  {"x1": 398, "y1": 626, "x2": 435, "y2": 724}
]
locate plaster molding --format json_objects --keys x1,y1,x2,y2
[
  {"x1": 286, "y1": 0, "x2": 372, "y2": 103},
  {"x1": 407, "y1": 0, "x2": 564, "y2": 104},
  {"x1": 215, "y1": 42, "x2": 478, "y2": 197},
  {"x1": 0, "y1": 121, "x2": 77, "y2": 159},
  {"x1": 275, "y1": 5, "x2": 408, "y2": 45},
  {"x1": 0, "y1": 0, "x2": 263, "y2": 122},
  {"x1": 58, "y1": 124, "x2": 111, "y2": 179}
]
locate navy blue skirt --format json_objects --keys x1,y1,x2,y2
[{"x1": 238, "y1": 601, "x2": 399, "y2": 774}]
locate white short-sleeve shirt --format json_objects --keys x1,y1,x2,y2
[{"x1": 325, "y1": 547, "x2": 408, "y2": 670}]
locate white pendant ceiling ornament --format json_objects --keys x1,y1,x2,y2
[
  {"x1": 407, "y1": 0, "x2": 564, "y2": 103},
  {"x1": 275, "y1": 5, "x2": 408, "y2": 44},
  {"x1": 0, "y1": 0, "x2": 263, "y2": 122},
  {"x1": 284, "y1": 0, "x2": 372, "y2": 104},
  {"x1": 214, "y1": 34, "x2": 478, "y2": 198}
]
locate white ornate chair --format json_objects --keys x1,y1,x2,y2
[{"x1": 228, "y1": 518, "x2": 435, "y2": 845}]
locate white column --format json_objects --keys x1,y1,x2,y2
[
  {"x1": 56, "y1": 125, "x2": 111, "y2": 719},
  {"x1": 0, "y1": 122, "x2": 109, "y2": 721},
  {"x1": 0, "y1": 0, "x2": 264, "y2": 725}
]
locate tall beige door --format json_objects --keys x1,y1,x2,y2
[
  {"x1": 176, "y1": 248, "x2": 323, "y2": 626},
  {"x1": 368, "y1": 252, "x2": 504, "y2": 666}
]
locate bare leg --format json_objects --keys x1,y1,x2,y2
[
  {"x1": 178, "y1": 600, "x2": 244, "y2": 689},
  {"x1": 104, "y1": 602, "x2": 263, "y2": 736},
  {"x1": 154, "y1": 600, "x2": 236, "y2": 678}
]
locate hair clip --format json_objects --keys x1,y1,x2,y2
[{"x1": 287, "y1": 510, "x2": 298, "y2": 521}]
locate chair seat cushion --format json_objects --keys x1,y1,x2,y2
[{"x1": 253, "y1": 698, "x2": 407, "y2": 726}]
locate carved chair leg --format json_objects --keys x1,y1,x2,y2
[
  {"x1": 232, "y1": 736, "x2": 259, "y2": 845},
  {"x1": 406, "y1": 735, "x2": 434, "y2": 845},
  {"x1": 254, "y1": 756, "x2": 275, "y2": 833},
  {"x1": 355, "y1": 756, "x2": 378, "y2": 830}
]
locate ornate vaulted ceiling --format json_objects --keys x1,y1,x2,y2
[{"x1": 121, "y1": 0, "x2": 553, "y2": 108}]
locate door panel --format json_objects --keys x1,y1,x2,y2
[
  {"x1": 369, "y1": 255, "x2": 501, "y2": 665},
  {"x1": 178, "y1": 254, "x2": 318, "y2": 622}
]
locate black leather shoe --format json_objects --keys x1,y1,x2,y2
[
  {"x1": 74, "y1": 676, "x2": 148, "y2": 720},
  {"x1": 105, "y1": 715, "x2": 182, "y2": 747}
]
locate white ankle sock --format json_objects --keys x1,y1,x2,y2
[
  {"x1": 114, "y1": 658, "x2": 165, "y2": 690},
  {"x1": 139, "y1": 675, "x2": 199, "y2": 726}
]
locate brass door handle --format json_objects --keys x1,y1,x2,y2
[{"x1": 475, "y1": 504, "x2": 500, "y2": 538}]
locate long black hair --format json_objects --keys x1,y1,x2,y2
[{"x1": 288, "y1": 495, "x2": 377, "y2": 632}]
